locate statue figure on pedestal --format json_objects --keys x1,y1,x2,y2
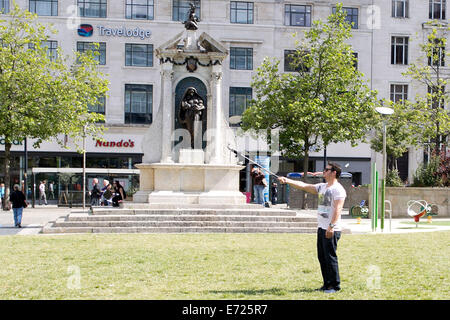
[
  {"x1": 179, "y1": 87, "x2": 205, "y2": 148},
  {"x1": 183, "y1": 3, "x2": 199, "y2": 30}
]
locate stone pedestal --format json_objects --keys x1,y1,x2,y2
[
  {"x1": 179, "y1": 149, "x2": 204, "y2": 164},
  {"x1": 134, "y1": 163, "x2": 246, "y2": 205}
]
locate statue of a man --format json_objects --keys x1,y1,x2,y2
[
  {"x1": 183, "y1": 3, "x2": 199, "y2": 30},
  {"x1": 179, "y1": 87, "x2": 205, "y2": 148}
]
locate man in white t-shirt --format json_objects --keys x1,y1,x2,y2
[{"x1": 278, "y1": 162, "x2": 346, "y2": 294}]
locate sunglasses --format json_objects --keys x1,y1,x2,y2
[{"x1": 324, "y1": 168, "x2": 333, "y2": 172}]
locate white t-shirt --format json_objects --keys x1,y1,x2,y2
[
  {"x1": 39, "y1": 183, "x2": 45, "y2": 193},
  {"x1": 314, "y1": 182, "x2": 347, "y2": 231}
]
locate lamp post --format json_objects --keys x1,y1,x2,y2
[
  {"x1": 82, "y1": 124, "x2": 87, "y2": 211},
  {"x1": 24, "y1": 137, "x2": 28, "y2": 201},
  {"x1": 375, "y1": 106, "x2": 394, "y2": 232}
]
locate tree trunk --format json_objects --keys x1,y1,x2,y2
[
  {"x1": 301, "y1": 151, "x2": 309, "y2": 209},
  {"x1": 3, "y1": 142, "x2": 11, "y2": 210}
]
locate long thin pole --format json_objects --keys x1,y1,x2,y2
[
  {"x1": 227, "y1": 145, "x2": 280, "y2": 179},
  {"x1": 24, "y1": 138, "x2": 28, "y2": 201},
  {"x1": 82, "y1": 125, "x2": 86, "y2": 211},
  {"x1": 381, "y1": 121, "x2": 386, "y2": 231}
]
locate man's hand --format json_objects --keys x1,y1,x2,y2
[
  {"x1": 326, "y1": 226, "x2": 334, "y2": 239},
  {"x1": 278, "y1": 177, "x2": 288, "y2": 184}
]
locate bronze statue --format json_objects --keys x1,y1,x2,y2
[
  {"x1": 183, "y1": 3, "x2": 199, "y2": 30},
  {"x1": 179, "y1": 87, "x2": 205, "y2": 148}
]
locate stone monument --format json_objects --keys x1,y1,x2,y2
[{"x1": 133, "y1": 6, "x2": 246, "y2": 205}]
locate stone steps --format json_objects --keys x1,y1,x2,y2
[
  {"x1": 42, "y1": 207, "x2": 320, "y2": 234},
  {"x1": 42, "y1": 226, "x2": 317, "y2": 234},
  {"x1": 89, "y1": 208, "x2": 299, "y2": 217}
]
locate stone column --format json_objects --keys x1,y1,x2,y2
[
  {"x1": 208, "y1": 66, "x2": 223, "y2": 164},
  {"x1": 160, "y1": 62, "x2": 174, "y2": 163}
]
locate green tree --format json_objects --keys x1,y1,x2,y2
[
  {"x1": 242, "y1": 4, "x2": 377, "y2": 191},
  {"x1": 0, "y1": 5, "x2": 109, "y2": 207},
  {"x1": 403, "y1": 22, "x2": 450, "y2": 155}
]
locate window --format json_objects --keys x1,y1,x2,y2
[
  {"x1": 77, "y1": 42, "x2": 106, "y2": 65},
  {"x1": 332, "y1": 7, "x2": 358, "y2": 29},
  {"x1": 230, "y1": 47, "x2": 253, "y2": 70},
  {"x1": 392, "y1": 0, "x2": 409, "y2": 18},
  {"x1": 230, "y1": 1, "x2": 253, "y2": 24},
  {"x1": 42, "y1": 40, "x2": 58, "y2": 61},
  {"x1": 78, "y1": 0, "x2": 107, "y2": 18},
  {"x1": 352, "y1": 52, "x2": 358, "y2": 70},
  {"x1": 125, "y1": 44, "x2": 153, "y2": 67},
  {"x1": 0, "y1": 0, "x2": 9, "y2": 13},
  {"x1": 29, "y1": 0, "x2": 58, "y2": 16},
  {"x1": 29, "y1": 40, "x2": 58, "y2": 61},
  {"x1": 428, "y1": 85, "x2": 445, "y2": 109},
  {"x1": 126, "y1": 0, "x2": 154, "y2": 20},
  {"x1": 429, "y1": 0, "x2": 446, "y2": 19},
  {"x1": 229, "y1": 87, "x2": 252, "y2": 120},
  {"x1": 391, "y1": 36, "x2": 408, "y2": 65},
  {"x1": 390, "y1": 84, "x2": 408, "y2": 103},
  {"x1": 173, "y1": 0, "x2": 200, "y2": 21},
  {"x1": 428, "y1": 39, "x2": 445, "y2": 67},
  {"x1": 88, "y1": 96, "x2": 105, "y2": 114},
  {"x1": 284, "y1": 49, "x2": 310, "y2": 72},
  {"x1": 125, "y1": 84, "x2": 152, "y2": 124},
  {"x1": 285, "y1": 4, "x2": 311, "y2": 27}
]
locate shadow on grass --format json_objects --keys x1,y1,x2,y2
[{"x1": 206, "y1": 287, "x2": 319, "y2": 296}]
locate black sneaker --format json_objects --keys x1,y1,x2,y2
[
  {"x1": 17, "y1": 224, "x2": 22, "y2": 228},
  {"x1": 315, "y1": 286, "x2": 327, "y2": 291}
]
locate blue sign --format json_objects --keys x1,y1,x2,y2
[{"x1": 78, "y1": 24, "x2": 93, "y2": 37}]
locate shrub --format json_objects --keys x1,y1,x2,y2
[
  {"x1": 412, "y1": 153, "x2": 445, "y2": 187},
  {"x1": 386, "y1": 169, "x2": 404, "y2": 187}
]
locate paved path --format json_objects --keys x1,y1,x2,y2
[{"x1": 0, "y1": 205, "x2": 449, "y2": 236}]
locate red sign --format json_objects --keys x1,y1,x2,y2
[{"x1": 95, "y1": 139, "x2": 135, "y2": 148}]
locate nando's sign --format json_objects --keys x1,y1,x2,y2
[{"x1": 95, "y1": 139, "x2": 135, "y2": 148}]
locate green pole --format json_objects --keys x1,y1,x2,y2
[
  {"x1": 371, "y1": 163, "x2": 374, "y2": 232},
  {"x1": 375, "y1": 170, "x2": 378, "y2": 230},
  {"x1": 381, "y1": 178, "x2": 385, "y2": 231}
]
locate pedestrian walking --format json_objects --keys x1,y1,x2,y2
[
  {"x1": 9, "y1": 184, "x2": 26, "y2": 228},
  {"x1": 39, "y1": 180, "x2": 47, "y2": 205},
  {"x1": 271, "y1": 182, "x2": 278, "y2": 205},
  {"x1": 89, "y1": 178, "x2": 101, "y2": 206},
  {"x1": 101, "y1": 180, "x2": 113, "y2": 206},
  {"x1": 250, "y1": 166, "x2": 267, "y2": 206},
  {"x1": 48, "y1": 181, "x2": 55, "y2": 200},
  {"x1": 0, "y1": 183, "x2": 5, "y2": 210},
  {"x1": 278, "y1": 162, "x2": 346, "y2": 293}
]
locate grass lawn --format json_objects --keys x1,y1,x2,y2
[
  {"x1": 0, "y1": 231, "x2": 449, "y2": 300},
  {"x1": 401, "y1": 221, "x2": 450, "y2": 226}
]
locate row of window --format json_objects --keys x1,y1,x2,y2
[
  {"x1": 91, "y1": 82, "x2": 438, "y2": 126},
  {"x1": 42, "y1": 40, "x2": 320, "y2": 71},
  {"x1": 391, "y1": 36, "x2": 445, "y2": 67},
  {"x1": 38, "y1": 37, "x2": 443, "y2": 72},
  {"x1": 0, "y1": 1, "x2": 446, "y2": 23},
  {"x1": 89, "y1": 85, "x2": 253, "y2": 124}
]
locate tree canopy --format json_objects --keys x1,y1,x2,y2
[
  {"x1": 0, "y1": 5, "x2": 109, "y2": 202},
  {"x1": 241, "y1": 4, "x2": 378, "y2": 176}
]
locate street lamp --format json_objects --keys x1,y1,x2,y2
[
  {"x1": 82, "y1": 124, "x2": 87, "y2": 211},
  {"x1": 375, "y1": 105, "x2": 394, "y2": 232}
]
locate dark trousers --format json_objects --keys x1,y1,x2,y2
[{"x1": 317, "y1": 228, "x2": 341, "y2": 290}]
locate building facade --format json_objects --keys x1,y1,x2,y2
[{"x1": 0, "y1": 0, "x2": 448, "y2": 197}]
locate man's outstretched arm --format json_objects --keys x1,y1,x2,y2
[{"x1": 278, "y1": 177, "x2": 318, "y2": 195}]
